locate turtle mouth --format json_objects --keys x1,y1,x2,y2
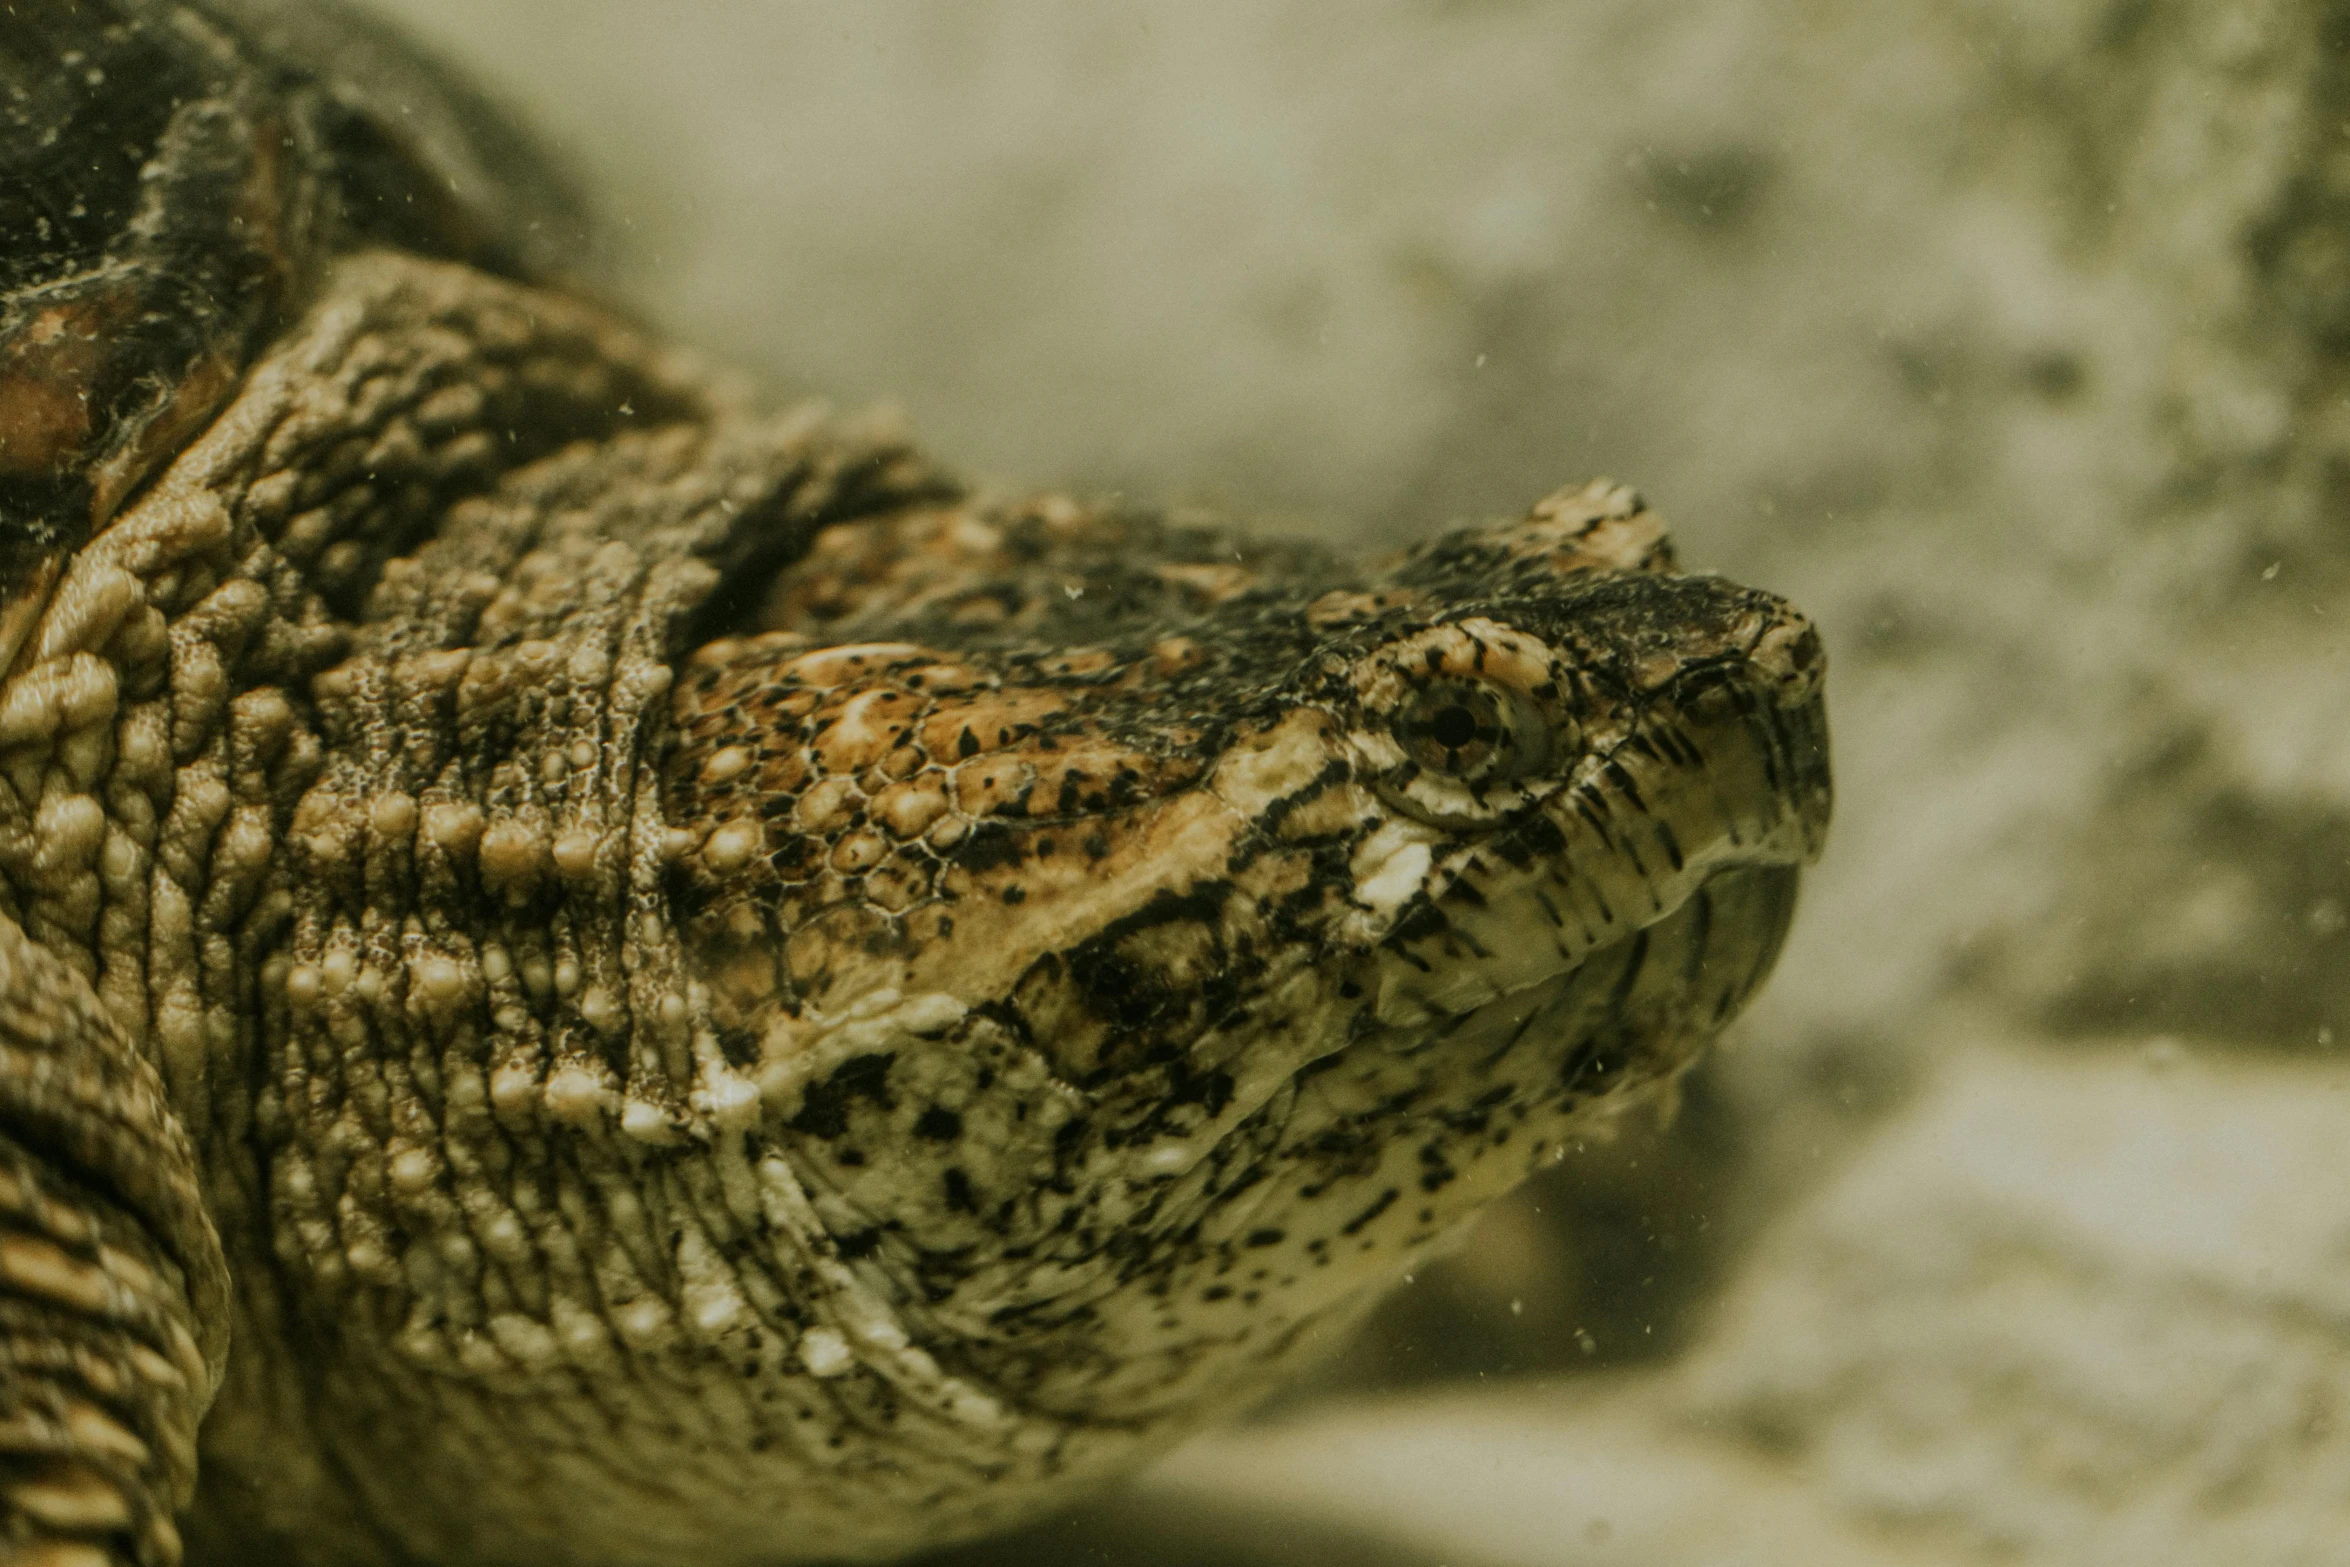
[
  {"x1": 1356, "y1": 860, "x2": 1801, "y2": 1099},
  {"x1": 1361, "y1": 652, "x2": 1830, "y2": 1048}
]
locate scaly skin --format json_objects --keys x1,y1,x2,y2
[
  {"x1": 0, "y1": 6, "x2": 1830, "y2": 1564},
  {"x1": 0, "y1": 248, "x2": 1827, "y2": 1566}
]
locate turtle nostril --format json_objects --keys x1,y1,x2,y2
[{"x1": 1747, "y1": 616, "x2": 1827, "y2": 701}]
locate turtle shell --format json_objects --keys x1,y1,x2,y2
[{"x1": 0, "y1": 0, "x2": 587, "y2": 574}]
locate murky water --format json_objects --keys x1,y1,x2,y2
[{"x1": 364, "y1": 5, "x2": 2350, "y2": 1561}]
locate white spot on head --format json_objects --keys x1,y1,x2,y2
[
  {"x1": 489, "y1": 1062, "x2": 537, "y2": 1115},
  {"x1": 615, "y1": 1296, "x2": 673, "y2": 1349},
  {"x1": 544, "y1": 1064, "x2": 611, "y2": 1125},
  {"x1": 1352, "y1": 825, "x2": 1434, "y2": 916},
  {"x1": 677, "y1": 1230, "x2": 750, "y2": 1339},
  {"x1": 552, "y1": 829, "x2": 600, "y2": 878},
  {"x1": 1210, "y1": 709, "x2": 1337, "y2": 816},
  {"x1": 481, "y1": 1211, "x2": 526, "y2": 1260},
  {"x1": 416, "y1": 957, "x2": 465, "y2": 1005},
  {"x1": 703, "y1": 822, "x2": 762, "y2": 872},
  {"x1": 896, "y1": 992, "x2": 966, "y2": 1034},
  {"x1": 691, "y1": 1290, "x2": 745, "y2": 1336},
  {"x1": 579, "y1": 986, "x2": 624, "y2": 1035},
  {"x1": 487, "y1": 1313, "x2": 559, "y2": 1371},
  {"x1": 944, "y1": 1383, "x2": 1006, "y2": 1426},
  {"x1": 1137, "y1": 1143, "x2": 1193, "y2": 1179},
  {"x1": 387, "y1": 1146, "x2": 436, "y2": 1196},
  {"x1": 701, "y1": 745, "x2": 752, "y2": 785},
  {"x1": 621, "y1": 1098, "x2": 673, "y2": 1143},
  {"x1": 799, "y1": 1326, "x2": 853, "y2": 1378},
  {"x1": 369, "y1": 792, "x2": 417, "y2": 840},
  {"x1": 697, "y1": 1069, "x2": 761, "y2": 1131},
  {"x1": 851, "y1": 1313, "x2": 910, "y2": 1354}
]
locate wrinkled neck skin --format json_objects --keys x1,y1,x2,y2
[{"x1": 0, "y1": 248, "x2": 1826, "y2": 1567}]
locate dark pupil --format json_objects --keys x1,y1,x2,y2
[{"x1": 1428, "y1": 703, "x2": 1480, "y2": 750}]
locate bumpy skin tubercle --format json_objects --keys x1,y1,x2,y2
[{"x1": 0, "y1": 4, "x2": 1831, "y2": 1565}]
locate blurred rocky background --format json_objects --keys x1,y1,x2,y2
[{"x1": 366, "y1": 1, "x2": 2350, "y2": 1561}]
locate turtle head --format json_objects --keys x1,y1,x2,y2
[{"x1": 661, "y1": 480, "x2": 1829, "y2": 1423}]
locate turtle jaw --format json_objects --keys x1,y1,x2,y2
[
  {"x1": 1349, "y1": 858, "x2": 1802, "y2": 1106},
  {"x1": 1159, "y1": 663, "x2": 1827, "y2": 1358}
]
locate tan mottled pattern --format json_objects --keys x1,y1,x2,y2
[{"x1": 0, "y1": 249, "x2": 1827, "y2": 1566}]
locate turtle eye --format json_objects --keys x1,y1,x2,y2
[{"x1": 1394, "y1": 680, "x2": 1554, "y2": 785}]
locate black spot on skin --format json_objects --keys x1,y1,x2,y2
[
  {"x1": 913, "y1": 1106, "x2": 963, "y2": 1141},
  {"x1": 1602, "y1": 759, "x2": 1647, "y2": 811},
  {"x1": 1062, "y1": 885, "x2": 1238, "y2": 1041},
  {"x1": 957, "y1": 728, "x2": 981, "y2": 758},
  {"x1": 1491, "y1": 810, "x2": 1567, "y2": 869},
  {"x1": 943, "y1": 1168, "x2": 978, "y2": 1213},
  {"x1": 1388, "y1": 901, "x2": 1447, "y2": 947},
  {"x1": 767, "y1": 839, "x2": 818, "y2": 876},
  {"x1": 1082, "y1": 833, "x2": 1111, "y2": 859},
  {"x1": 1340, "y1": 1187, "x2": 1399, "y2": 1238},
  {"x1": 1255, "y1": 756, "x2": 1350, "y2": 839},
  {"x1": 951, "y1": 826, "x2": 1025, "y2": 873},
  {"x1": 791, "y1": 1053, "x2": 895, "y2": 1138},
  {"x1": 835, "y1": 1228, "x2": 883, "y2": 1260},
  {"x1": 1202, "y1": 1285, "x2": 1234, "y2": 1302},
  {"x1": 1167, "y1": 1063, "x2": 1235, "y2": 1117},
  {"x1": 1002, "y1": 885, "x2": 1027, "y2": 905},
  {"x1": 1244, "y1": 1228, "x2": 1286, "y2": 1248},
  {"x1": 717, "y1": 1027, "x2": 760, "y2": 1068}
]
